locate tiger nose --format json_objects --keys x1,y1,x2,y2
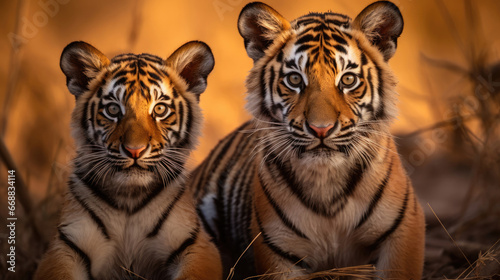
[
  {"x1": 305, "y1": 122, "x2": 335, "y2": 139},
  {"x1": 123, "y1": 145, "x2": 147, "y2": 159}
]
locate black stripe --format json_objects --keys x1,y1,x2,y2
[
  {"x1": 227, "y1": 137, "x2": 255, "y2": 238},
  {"x1": 131, "y1": 179, "x2": 171, "y2": 214},
  {"x1": 355, "y1": 157, "x2": 393, "y2": 229},
  {"x1": 295, "y1": 34, "x2": 315, "y2": 45},
  {"x1": 366, "y1": 68, "x2": 375, "y2": 115},
  {"x1": 80, "y1": 97, "x2": 91, "y2": 143},
  {"x1": 259, "y1": 67, "x2": 275, "y2": 120},
  {"x1": 89, "y1": 102, "x2": 97, "y2": 140},
  {"x1": 76, "y1": 170, "x2": 120, "y2": 209},
  {"x1": 58, "y1": 229, "x2": 94, "y2": 280},
  {"x1": 195, "y1": 122, "x2": 251, "y2": 194},
  {"x1": 296, "y1": 43, "x2": 315, "y2": 54},
  {"x1": 218, "y1": 133, "x2": 253, "y2": 238},
  {"x1": 368, "y1": 179, "x2": 410, "y2": 251},
  {"x1": 361, "y1": 52, "x2": 368, "y2": 66},
  {"x1": 233, "y1": 155, "x2": 256, "y2": 246},
  {"x1": 276, "y1": 50, "x2": 283, "y2": 62},
  {"x1": 374, "y1": 63, "x2": 385, "y2": 119},
  {"x1": 331, "y1": 34, "x2": 347, "y2": 45},
  {"x1": 69, "y1": 183, "x2": 110, "y2": 239},
  {"x1": 165, "y1": 226, "x2": 200, "y2": 267},
  {"x1": 266, "y1": 154, "x2": 328, "y2": 216},
  {"x1": 147, "y1": 187, "x2": 186, "y2": 237},
  {"x1": 139, "y1": 54, "x2": 163, "y2": 64},
  {"x1": 213, "y1": 129, "x2": 247, "y2": 240},
  {"x1": 295, "y1": 18, "x2": 318, "y2": 27},
  {"x1": 255, "y1": 206, "x2": 310, "y2": 270},
  {"x1": 268, "y1": 66, "x2": 276, "y2": 114},
  {"x1": 114, "y1": 76, "x2": 128, "y2": 86},
  {"x1": 269, "y1": 148, "x2": 370, "y2": 217},
  {"x1": 177, "y1": 100, "x2": 185, "y2": 144},
  {"x1": 258, "y1": 173, "x2": 309, "y2": 240},
  {"x1": 113, "y1": 70, "x2": 133, "y2": 78},
  {"x1": 96, "y1": 87, "x2": 103, "y2": 98},
  {"x1": 346, "y1": 61, "x2": 359, "y2": 70},
  {"x1": 333, "y1": 44, "x2": 347, "y2": 54},
  {"x1": 75, "y1": 169, "x2": 175, "y2": 214},
  {"x1": 325, "y1": 19, "x2": 349, "y2": 27},
  {"x1": 242, "y1": 171, "x2": 254, "y2": 248},
  {"x1": 147, "y1": 71, "x2": 161, "y2": 81},
  {"x1": 358, "y1": 82, "x2": 368, "y2": 100}
]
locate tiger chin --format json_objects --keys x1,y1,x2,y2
[
  {"x1": 189, "y1": 1, "x2": 425, "y2": 280},
  {"x1": 34, "y1": 41, "x2": 222, "y2": 280}
]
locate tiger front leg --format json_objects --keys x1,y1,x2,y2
[
  {"x1": 34, "y1": 239, "x2": 91, "y2": 280},
  {"x1": 252, "y1": 239, "x2": 309, "y2": 280},
  {"x1": 171, "y1": 230, "x2": 223, "y2": 280},
  {"x1": 375, "y1": 198, "x2": 425, "y2": 280}
]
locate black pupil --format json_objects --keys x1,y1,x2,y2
[
  {"x1": 290, "y1": 74, "x2": 301, "y2": 86},
  {"x1": 156, "y1": 105, "x2": 165, "y2": 115},
  {"x1": 345, "y1": 75, "x2": 354, "y2": 85},
  {"x1": 108, "y1": 105, "x2": 118, "y2": 115}
]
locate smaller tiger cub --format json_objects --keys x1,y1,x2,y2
[{"x1": 34, "y1": 41, "x2": 222, "y2": 280}]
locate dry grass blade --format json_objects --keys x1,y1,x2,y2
[
  {"x1": 120, "y1": 266, "x2": 148, "y2": 280},
  {"x1": 427, "y1": 203, "x2": 472, "y2": 267},
  {"x1": 457, "y1": 239, "x2": 500, "y2": 279},
  {"x1": 435, "y1": 0, "x2": 468, "y2": 61},
  {"x1": 227, "y1": 232, "x2": 262, "y2": 280},
  {"x1": 401, "y1": 114, "x2": 476, "y2": 138},
  {"x1": 242, "y1": 264, "x2": 377, "y2": 280},
  {"x1": 0, "y1": 137, "x2": 41, "y2": 239},
  {"x1": 290, "y1": 264, "x2": 378, "y2": 280}
]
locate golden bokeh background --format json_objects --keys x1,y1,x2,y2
[{"x1": 1, "y1": 0, "x2": 499, "y2": 278}]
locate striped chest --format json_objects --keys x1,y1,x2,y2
[
  {"x1": 59, "y1": 178, "x2": 196, "y2": 279},
  {"x1": 249, "y1": 132, "x2": 408, "y2": 271}
]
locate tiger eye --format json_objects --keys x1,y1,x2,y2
[
  {"x1": 105, "y1": 103, "x2": 121, "y2": 117},
  {"x1": 341, "y1": 73, "x2": 356, "y2": 86},
  {"x1": 286, "y1": 73, "x2": 303, "y2": 88},
  {"x1": 153, "y1": 103, "x2": 169, "y2": 118}
]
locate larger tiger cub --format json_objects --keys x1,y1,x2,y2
[
  {"x1": 35, "y1": 41, "x2": 222, "y2": 280},
  {"x1": 189, "y1": 1, "x2": 425, "y2": 279}
]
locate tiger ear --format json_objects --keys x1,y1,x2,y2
[
  {"x1": 166, "y1": 41, "x2": 215, "y2": 96},
  {"x1": 353, "y1": 1, "x2": 403, "y2": 61},
  {"x1": 60, "y1": 41, "x2": 110, "y2": 97},
  {"x1": 238, "y1": 2, "x2": 291, "y2": 62}
]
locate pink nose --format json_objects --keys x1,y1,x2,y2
[
  {"x1": 124, "y1": 145, "x2": 146, "y2": 159},
  {"x1": 308, "y1": 123, "x2": 334, "y2": 138}
]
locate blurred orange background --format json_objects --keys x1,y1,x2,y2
[{"x1": 1, "y1": 0, "x2": 499, "y2": 278}]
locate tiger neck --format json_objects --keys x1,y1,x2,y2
[
  {"x1": 71, "y1": 161, "x2": 185, "y2": 214},
  {"x1": 260, "y1": 133, "x2": 391, "y2": 217}
]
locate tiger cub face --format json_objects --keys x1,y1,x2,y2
[
  {"x1": 61, "y1": 41, "x2": 214, "y2": 208},
  {"x1": 239, "y1": 2, "x2": 403, "y2": 166}
]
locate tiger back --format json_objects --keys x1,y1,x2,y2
[
  {"x1": 35, "y1": 41, "x2": 222, "y2": 280},
  {"x1": 189, "y1": 2, "x2": 425, "y2": 279}
]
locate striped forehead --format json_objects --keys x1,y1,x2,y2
[
  {"x1": 286, "y1": 13, "x2": 357, "y2": 74},
  {"x1": 100, "y1": 54, "x2": 173, "y2": 103}
]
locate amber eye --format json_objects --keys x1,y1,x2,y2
[
  {"x1": 285, "y1": 73, "x2": 304, "y2": 89},
  {"x1": 105, "y1": 103, "x2": 121, "y2": 118},
  {"x1": 340, "y1": 73, "x2": 358, "y2": 89},
  {"x1": 153, "y1": 103, "x2": 169, "y2": 118}
]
